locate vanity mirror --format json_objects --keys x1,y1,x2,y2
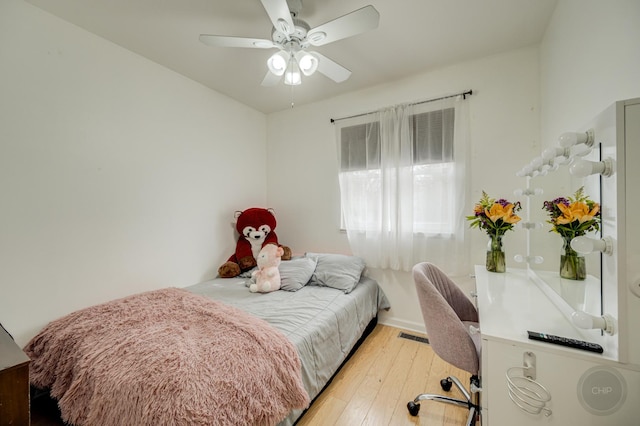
[
  {"x1": 517, "y1": 140, "x2": 603, "y2": 316},
  {"x1": 514, "y1": 98, "x2": 640, "y2": 365}
]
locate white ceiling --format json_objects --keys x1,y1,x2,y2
[{"x1": 25, "y1": 0, "x2": 558, "y2": 114}]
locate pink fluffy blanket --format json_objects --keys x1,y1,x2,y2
[{"x1": 24, "y1": 288, "x2": 309, "y2": 426}]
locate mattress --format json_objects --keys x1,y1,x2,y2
[{"x1": 186, "y1": 274, "x2": 390, "y2": 425}]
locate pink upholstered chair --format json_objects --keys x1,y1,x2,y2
[{"x1": 407, "y1": 262, "x2": 481, "y2": 425}]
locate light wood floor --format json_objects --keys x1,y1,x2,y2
[{"x1": 296, "y1": 324, "x2": 475, "y2": 426}]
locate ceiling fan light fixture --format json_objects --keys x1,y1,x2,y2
[
  {"x1": 201, "y1": 3, "x2": 380, "y2": 88},
  {"x1": 267, "y1": 51, "x2": 288, "y2": 76},
  {"x1": 296, "y1": 51, "x2": 318, "y2": 76},
  {"x1": 284, "y1": 60, "x2": 302, "y2": 85}
]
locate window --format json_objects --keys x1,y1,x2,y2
[
  {"x1": 339, "y1": 107, "x2": 456, "y2": 235},
  {"x1": 334, "y1": 97, "x2": 469, "y2": 272}
]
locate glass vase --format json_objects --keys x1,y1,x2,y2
[
  {"x1": 486, "y1": 235, "x2": 506, "y2": 273},
  {"x1": 559, "y1": 236, "x2": 586, "y2": 280}
]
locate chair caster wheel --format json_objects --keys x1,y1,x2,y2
[
  {"x1": 407, "y1": 401, "x2": 420, "y2": 416},
  {"x1": 440, "y1": 378, "x2": 452, "y2": 392}
]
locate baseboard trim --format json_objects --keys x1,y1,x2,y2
[{"x1": 378, "y1": 313, "x2": 426, "y2": 335}]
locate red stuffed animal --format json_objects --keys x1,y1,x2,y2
[{"x1": 218, "y1": 207, "x2": 292, "y2": 278}]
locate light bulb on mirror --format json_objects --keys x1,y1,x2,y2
[
  {"x1": 569, "y1": 158, "x2": 614, "y2": 177},
  {"x1": 558, "y1": 129, "x2": 594, "y2": 148},
  {"x1": 540, "y1": 159, "x2": 555, "y2": 173},
  {"x1": 552, "y1": 156, "x2": 567, "y2": 168},
  {"x1": 542, "y1": 147, "x2": 559, "y2": 161},
  {"x1": 522, "y1": 165, "x2": 534, "y2": 176},
  {"x1": 571, "y1": 143, "x2": 593, "y2": 158},
  {"x1": 517, "y1": 165, "x2": 534, "y2": 177},
  {"x1": 542, "y1": 146, "x2": 570, "y2": 163},
  {"x1": 571, "y1": 236, "x2": 613, "y2": 255},
  {"x1": 529, "y1": 157, "x2": 543, "y2": 169},
  {"x1": 571, "y1": 310, "x2": 616, "y2": 335}
]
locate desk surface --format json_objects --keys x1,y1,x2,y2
[{"x1": 474, "y1": 266, "x2": 611, "y2": 359}]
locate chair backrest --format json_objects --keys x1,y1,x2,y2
[{"x1": 413, "y1": 262, "x2": 479, "y2": 375}]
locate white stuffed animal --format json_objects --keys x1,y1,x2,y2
[{"x1": 249, "y1": 244, "x2": 284, "y2": 293}]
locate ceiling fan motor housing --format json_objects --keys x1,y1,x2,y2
[{"x1": 272, "y1": 17, "x2": 310, "y2": 46}]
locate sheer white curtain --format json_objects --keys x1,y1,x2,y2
[{"x1": 336, "y1": 96, "x2": 470, "y2": 274}]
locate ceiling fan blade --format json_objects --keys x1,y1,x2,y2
[
  {"x1": 313, "y1": 52, "x2": 351, "y2": 83},
  {"x1": 199, "y1": 35, "x2": 276, "y2": 49},
  {"x1": 260, "y1": 0, "x2": 295, "y2": 36},
  {"x1": 261, "y1": 70, "x2": 282, "y2": 86},
  {"x1": 307, "y1": 5, "x2": 380, "y2": 46}
]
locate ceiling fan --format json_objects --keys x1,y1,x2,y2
[{"x1": 199, "y1": 0, "x2": 380, "y2": 86}]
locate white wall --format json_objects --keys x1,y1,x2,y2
[
  {"x1": 540, "y1": 0, "x2": 640, "y2": 143},
  {"x1": 0, "y1": 0, "x2": 267, "y2": 346},
  {"x1": 5, "y1": 0, "x2": 636, "y2": 345},
  {"x1": 266, "y1": 47, "x2": 541, "y2": 332}
]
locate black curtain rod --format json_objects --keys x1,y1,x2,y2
[{"x1": 330, "y1": 89, "x2": 473, "y2": 123}]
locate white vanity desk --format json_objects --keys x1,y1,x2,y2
[
  {"x1": 477, "y1": 266, "x2": 590, "y2": 341},
  {"x1": 475, "y1": 266, "x2": 638, "y2": 425},
  {"x1": 475, "y1": 266, "x2": 606, "y2": 354},
  {"x1": 474, "y1": 98, "x2": 640, "y2": 425}
]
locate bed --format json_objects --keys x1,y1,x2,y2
[{"x1": 25, "y1": 253, "x2": 390, "y2": 426}]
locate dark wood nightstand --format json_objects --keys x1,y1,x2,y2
[{"x1": 0, "y1": 324, "x2": 30, "y2": 425}]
